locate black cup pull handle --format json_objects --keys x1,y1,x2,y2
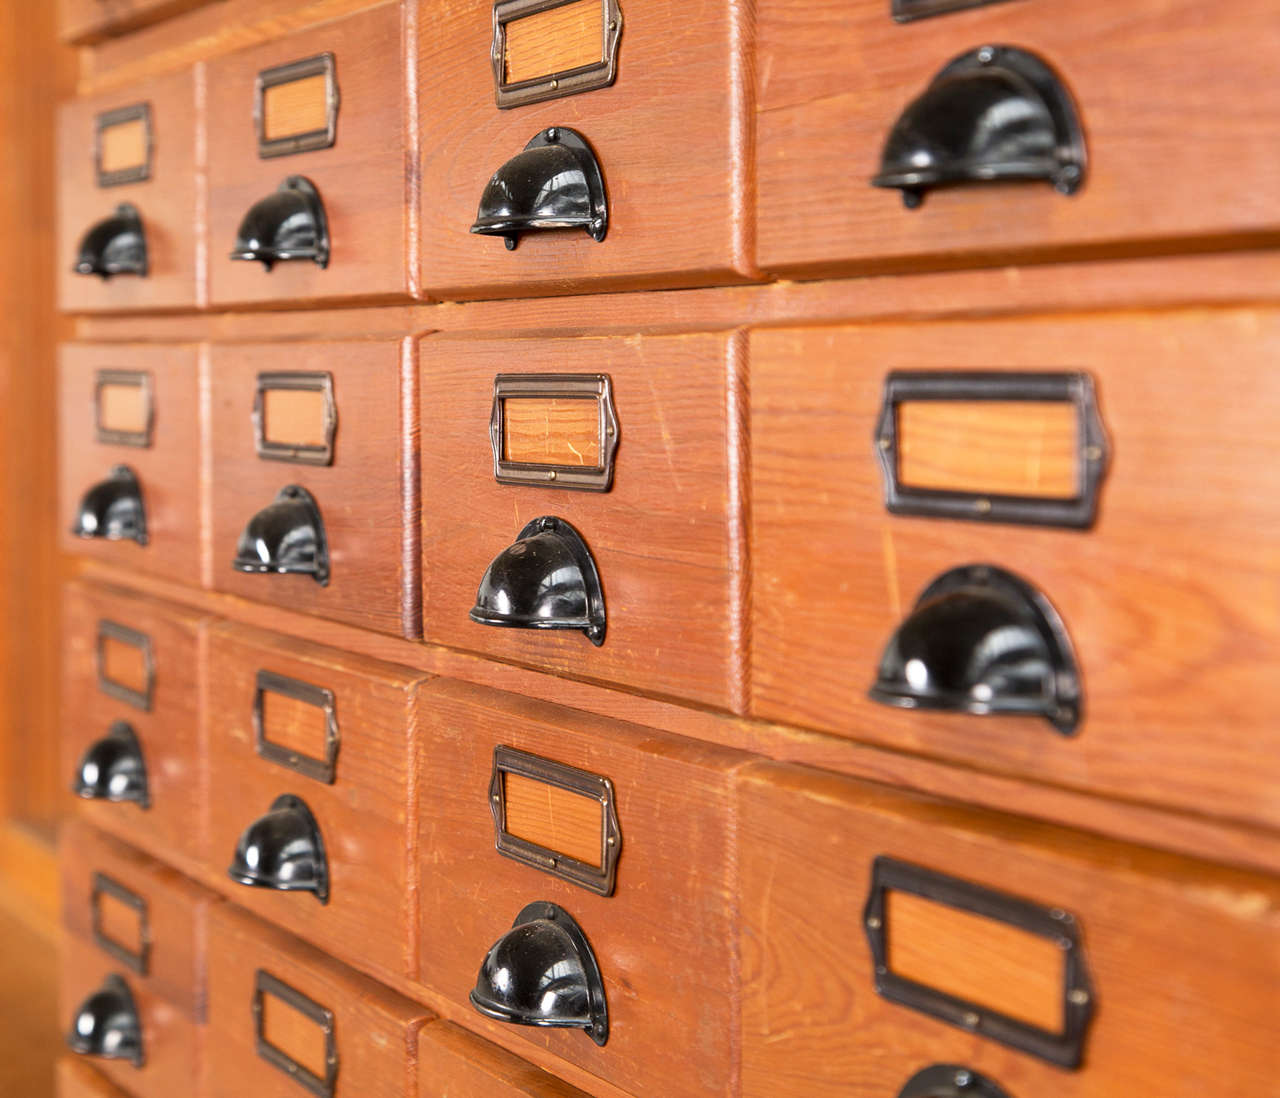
[{"x1": 898, "y1": 1064, "x2": 1012, "y2": 1098}]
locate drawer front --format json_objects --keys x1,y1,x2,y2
[
  {"x1": 757, "y1": 0, "x2": 1280, "y2": 277},
  {"x1": 206, "y1": 4, "x2": 412, "y2": 307},
  {"x1": 57, "y1": 1058, "x2": 134, "y2": 1098},
  {"x1": 417, "y1": 677, "x2": 745, "y2": 1098},
  {"x1": 59, "y1": 0, "x2": 215, "y2": 43},
  {"x1": 61, "y1": 820, "x2": 211, "y2": 1020},
  {"x1": 58, "y1": 344, "x2": 202, "y2": 585},
  {"x1": 205, "y1": 623, "x2": 429, "y2": 983},
  {"x1": 209, "y1": 339, "x2": 419, "y2": 637},
  {"x1": 738, "y1": 761, "x2": 1280, "y2": 1096},
  {"x1": 420, "y1": 331, "x2": 745, "y2": 710},
  {"x1": 416, "y1": 0, "x2": 754, "y2": 299},
  {"x1": 58, "y1": 70, "x2": 199, "y2": 311},
  {"x1": 750, "y1": 314, "x2": 1280, "y2": 830},
  {"x1": 62, "y1": 582, "x2": 207, "y2": 864},
  {"x1": 418, "y1": 1022, "x2": 591, "y2": 1098},
  {"x1": 205, "y1": 903, "x2": 432, "y2": 1098}
]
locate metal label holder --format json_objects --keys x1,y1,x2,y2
[
  {"x1": 864, "y1": 856, "x2": 1095, "y2": 1069},
  {"x1": 252, "y1": 372, "x2": 337, "y2": 466},
  {"x1": 94, "y1": 369, "x2": 154, "y2": 448},
  {"x1": 490, "y1": 745, "x2": 621, "y2": 896},
  {"x1": 255, "y1": 53, "x2": 340, "y2": 159},
  {"x1": 491, "y1": 0, "x2": 623, "y2": 108},
  {"x1": 253, "y1": 670, "x2": 340, "y2": 785},
  {"x1": 95, "y1": 620, "x2": 154, "y2": 712},
  {"x1": 490, "y1": 373, "x2": 619, "y2": 492},
  {"x1": 891, "y1": 0, "x2": 1016, "y2": 22},
  {"x1": 94, "y1": 102, "x2": 153, "y2": 187},
  {"x1": 91, "y1": 872, "x2": 150, "y2": 975},
  {"x1": 253, "y1": 970, "x2": 338, "y2": 1098},
  {"x1": 874, "y1": 370, "x2": 1109, "y2": 529}
]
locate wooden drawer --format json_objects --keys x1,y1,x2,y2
[
  {"x1": 756, "y1": 0, "x2": 1280, "y2": 278},
  {"x1": 62, "y1": 582, "x2": 208, "y2": 866},
  {"x1": 750, "y1": 313, "x2": 1280, "y2": 832},
  {"x1": 417, "y1": 1022, "x2": 591, "y2": 1098},
  {"x1": 204, "y1": 623, "x2": 430, "y2": 984},
  {"x1": 209, "y1": 339, "x2": 419, "y2": 637},
  {"x1": 415, "y1": 0, "x2": 755, "y2": 299},
  {"x1": 738, "y1": 761, "x2": 1280, "y2": 1096},
  {"x1": 206, "y1": 4, "x2": 413, "y2": 307},
  {"x1": 57, "y1": 1058, "x2": 134, "y2": 1098},
  {"x1": 59, "y1": 0, "x2": 215, "y2": 44},
  {"x1": 58, "y1": 344, "x2": 202, "y2": 585},
  {"x1": 417, "y1": 677, "x2": 747, "y2": 1098},
  {"x1": 204, "y1": 903, "x2": 433, "y2": 1098},
  {"x1": 58, "y1": 70, "x2": 200, "y2": 312},
  {"x1": 420, "y1": 331, "x2": 745, "y2": 710}
]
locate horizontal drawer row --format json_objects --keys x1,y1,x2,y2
[
  {"x1": 61, "y1": 309, "x2": 1280, "y2": 830},
  {"x1": 61, "y1": 738, "x2": 1280, "y2": 1096},
  {"x1": 61, "y1": 0, "x2": 1280, "y2": 310}
]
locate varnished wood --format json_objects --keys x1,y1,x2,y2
[
  {"x1": 502, "y1": 772, "x2": 604, "y2": 869},
  {"x1": 57, "y1": 1059, "x2": 132, "y2": 1098},
  {"x1": 502, "y1": 0, "x2": 605, "y2": 85},
  {"x1": 0, "y1": 907, "x2": 59, "y2": 1098},
  {"x1": 757, "y1": 0, "x2": 1280, "y2": 278},
  {"x1": 260, "y1": 384, "x2": 330, "y2": 448},
  {"x1": 502, "y1": 398, "x2": 602, "y2": 467},
  {"x1": 96, "y1": 118, "x2": 148, "y2": 176},
  {"x1": 738, "y1": 761, "x2": 1280, "y2": 1096},
  {"x1": 59, "y1": 0, "x2": 216, "y2": 45},
  {"x1": 261, "y1": 73, "x2": 330, "y2": 143},
  {"x1": 418, "y1": 1021, "x2": 593, "y2": 1098}
]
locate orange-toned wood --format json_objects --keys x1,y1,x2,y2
[
  {"x1": 416, "y1": 0, "x2": 756, "y2": 299},
  {"x1": 420, "y1": 330, "x2": 747, "y2": 711},
  {"x1": 209, "y1": 338, "x2": 419, "y2": 637},
  {"x1": 418, "y1": 1021, "x2": 592, "y2": 1098},
  {"x1": 57, "y1": 69, "x2": 200, "y2": 312},
  {"x1": 60, "y1": 934, "x2": 199, "y2": 1098},
  {"x1": 206, "y1": 3, "x2": 414, "y2": 307},
  {"x1": 62, "y1": 582, "x2": 208, "y2": 866},
  {"x1": 57, "y1": 1058, "x2": 132, "y2": 1098},
  {"x1": 97, "y1": 633, "x2": 150, "y2": 700},
  {"x1": 204, "y1": 903, "x2": 432, "y2": 1098},
  {"x1": 93, "y1": 888, "x2": 145, "y2": 967},
  {"x1": 61, "y1": 820, "x2": 212, "y2": 1021},
  {"x1": 757, "y1": 0, "x2": 1280, "y2": 278},
  {"x1": 502, "y1": 771, "x2": 604, "y2": 869},
  {"x1": 95, "y1": 379, "x2": 150, "y2": 437},
  {"x1": 257, "y1": 988, "x2": 329, "y2": 1082},
  {"x1": 750, "y1": 312, "x2": 1280, "y2": 832},
  {"x1": 502, "y1": 0, "x2": 604, "y2": 85},
  {"x1": 897, "y1": 401, "x2": 1080, "y2": 498},
  {"x1": 502, "y1": 398, "x2": 602, "y2": 467},
  {"x1": 204, "y1": 621, "x2": 430, "y2": 984},
  {"x1": 96, "y1": 118, "x2": 148, "y2": 176},
  {"x1": 261, "y1": 73, "x2": 329, "y2": 143},
  {"x1": 258, "y1": 688, "x2": 330, "y2": 768},
  {"x1": 259, "y1": 385, "x2": 328, "y2": 449},
  {"x1": 739, "y1": 761, "x2": 1280, "y2": 1096},
  {"x1": 59, "y1": 0, "x2": 216, "y2": 45},
  {"x1": 417, "y1": 677, "x2": 749, "y2": 1098},
  {"x1": 59, "y1": 344, "x2": 202, "y2": 585}
]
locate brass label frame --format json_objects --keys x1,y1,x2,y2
[
  {"x1": 91, "y1": 872, "x2": 151, "y2": 975},
  {"x1": 252, "y1": 372, "x2": 337, "y2": 466},
  {"x1": 253, "y1": 970, "x2": 338, "y2": 1098},
  {"x1": 491, "y1": 0, "x2": 623, "y2": 108},
  {"x1": 94, "y1": 102, "x2": 153, "y2": 187},
  {"x1": 94, "y1": 369, "x2": 154, "y2": 448},
  {"x1": 253, "y1": 670, "x2": 340, "y2": 785},
  {"x1": 95, "y1": 619, "x2": 154, "y2": 712},
  {"x1": 255, "y1": 53, "x2": 340, "y2": 159}
]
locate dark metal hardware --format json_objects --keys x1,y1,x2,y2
[
  {"x1": 231, "y1": 176, "x2": 330, "y2": 269},
  {"x1": 75, "y1": 202, "x2": 148, "y2": 278},
  {"x1": 869, "y1": 563, "x2": 1081, "y2": 735},
  {"x1": 470, "y1": 901, "x2": 609, "y2": 1046},
  {"x1": 73, "y1": 465, "x2": 148, "y2": 546},
  {"x1": 490, "y1": 746, "x2": 621, "y2": 896},
  {"x1": 491, "y1": 0, "x2": 623, "y2": 108},
  {"x1": 228, "y1": 793, "x2": 330, "y2": 903},
  {"x1": 66, "y1": 974, "x2": 144, "y2": 1068},
  {"x1": 865, "y1": 856, "x2": 1094, "y2": 1069},
  {"x1": 232, "y1": 485, "x2": 330, "y2": 586},
  {"x1": 472, "y1": 127, "x2": 608, "y2": 250},
  {"x1": 874, "y1": 371, "x2": 1109, "y2": 529},
  {"x1": 95, "y1": 620, "x2": 154, "y2": 711},
  {"x1": 253, "y1": 372, "x2": 337, "y2": 466},
  {"x1": 471, "y1": 515, "x2": 606, "y2": 646},
  {"x1": 255, "y1": 53, "x2": 340, "y2": 159},
  {"x1": 91, "y1": 873, "x2": 150, "y2": 975},
  {"x1": 490, "y1": 373, "x2": 619, "y2": 491},
  {"x1": 253, "y1": 970, "x2": 338, "y2": 1098},
  {"x1": 892, "y1": 0, "x2": 1015, "y2": 22},
  {"x1": 254, "y1": 670, "x2": 339, "y2": 784},
  {"x1": 94, "y1": 370, "x2": 154, "y2": 448},
  {"x1": 898, "y1": 1065, "x2": 1012, "y2": 1098},
  {"x1": 73, "y1": 721, "x2": 150, "y2": 809},
  {"x1": 873, "y1": 45, "x2": 1086, "y2": 208},
  {"x1": 94, "y1": 103, "x2": 152, "y2": 187}
]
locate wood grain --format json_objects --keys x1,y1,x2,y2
[
  {"x1": 416, "y1": 677, "x2": 750, "y2": 1098},
  {"x1": 418, "y1": 1021, "x2": 593, "y2": 1098},
  {"x1": 58, "y1": 0, "x2": 217, "y2": 45},
  {"x1": 502, "y1": 398, "x2": 601, "y2": 467},
  {"x1": 739, "y1": 761, "x2": 1280, "y2": 1096},
  {"x1": 503, "y1": 0, "x2": 604, "y2": 85},
  {"x1": 57, "y1": 68, "x2": 200, "y2": 312},
  {"x1": 203, "y1": 621, "x2": 430, "y2": 985},
  {"x1": 757, "y1": 0, "x2": 1280, "y2": 277},
  {"x1": 750, "y1": 313, "x2": 1280, "y2": 832},
  {"x1": 57, "y1": 1059, "x2": 132, "y2": 1098},
  {"x1": 261, "y1": 73, "x2": 329, "y2": 142},
  {"x1": 417, "y1": 0, "x2": 757, "y2": 299},
  {"x1": 502, "y1": 772, "x2": 604, "y2": 869},
  {"x1": 209, "y1": 338, "x2": 420, "y2": 638},
  {"x1": 420, "y1": 330, "x2": 747, "y2": 711},
  {"x1": 204, "y1": 902, "x2": 433, "y2": 1098},
  {"x1": 259, "y1": 687, "x2": 330, "y2": 766},
  {"x1": 258, "y1": 985, "x2": 330, "y2": 1081},
  {"x1": 206, "y1": 3, "x2": 414, "y2": 307}
]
